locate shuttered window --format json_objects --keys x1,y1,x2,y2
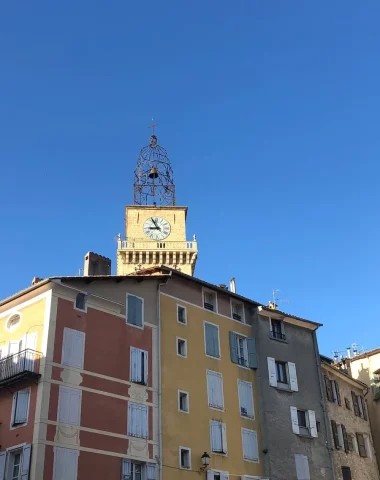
[
  {"x1": 207, "y1": 370, "x2": 224, "y2": 410},
  {"x1": 238, "y1": 380, "x2": 254, "y2": 418},
  {"x1": 57, "y1": 386, "x2": 82, "y2": 426},
  {"x1": 229, "y1": 333, "x2": 257, "y2": 369},
  {"x1": 12, "y1": 389, "x2": 30, "y2": 426},
  {"x1": 341, "y1": 424, "x2": 349, "y2": 453},
  {"x1": 268, "y1": 358, "x2": 298, "y2": 391},
  {"x1": 324, "y1": 375, "x2": 334, "y2": 402},
  {"x1": 241, "y1": 428, "x2": 258, "y2": 462},
  {"x1": 146, "y1": 463, "x2": 156, "y2": 480},
  {"x1": 62, "y1": 328, "x2": 85, "y2": 369},
  {"x1": 53, "y1": 447, "x2": 78, "y2": 480},
  {"x1": 126, "y1": 294, "x2": 143, "y2": 328},
  {"x1": 75, "y1": 293, "x2": 87, "y2": 311},
  {"x1": 204, "y1": 323, "x2": 220, "y2": 358},
  {"x1": 351, "y1": 392, "x2": 360, "y2": 417},
  {"x1": 331, "y1": 420, "x2": 340, "y2": 449},
  {"x1": 295, "y1": 454, "x2": 310, "y2": 480},
  {"x1": 130, "y1": 347, "x2": 148, "y2": 385},
  {"x1": 356, "y1": 433, "x2": 367, "y2": 457},
  {"x1": 128, "y1": 402, "x2": 148, "y2": 438},
  {"x1": 210, "y1": 420, "x2": 227, "y2": 454}
]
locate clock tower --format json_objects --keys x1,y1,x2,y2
[{"x1": 116, "y1": 128, "x2": 198, "y2": 276}]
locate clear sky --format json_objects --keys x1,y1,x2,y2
[{"x1": 1, "y1": 1, "x2": 379, "y2": 357}]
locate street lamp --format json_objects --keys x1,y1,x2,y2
[{"x1": 199, "y1": 452, "x2": 210, "y2": 473}]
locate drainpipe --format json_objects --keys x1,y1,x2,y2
[
  {"x1": 312, "y1": 330, "x2": 337, "y2": 480},
  {"x1": 157, "y1": 273, "x2": 172, "y2": 480}
]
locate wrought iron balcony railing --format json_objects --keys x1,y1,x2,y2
[
  {"x1": 0, "y1": 349, "x2": 42, "y2": 387},
  {"x1": 270, "y1": 330, "x2": 286, "y2": 341}
]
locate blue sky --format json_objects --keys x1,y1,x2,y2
[{"x1": 1, "y1": 1, "x2": 379, "y2": 357}]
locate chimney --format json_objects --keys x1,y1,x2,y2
[
  {"x1": 84, "y1": 252, "x2": 111, "y2": 276},
  {"x1": 346, "y1": 347, "x2": 351, "y2": 359},
  {"x1": 218, "y1": 284, "x2": 228, "y2": 290},
  {"x1": 230, "y1": 277, "x2": 236, "y2": 293},
  {"x1": 31, "y1": 277, "x2": 44, "y2": 286},
  {"x1": 353, "y1": 348, "x2": 358, "y2": 357}
]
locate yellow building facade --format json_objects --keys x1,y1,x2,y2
[{"x1": 160, "y1": 279, "x2": 264, "y2": 479}]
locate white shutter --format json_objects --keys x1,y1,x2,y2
[
  {"x1": 14, "y1": 389, "x2": 30, "y2": 424},
  {"x1": 211, "y1": 421, "x2": 222, "y2": 452},
  {"x1": 0, "y1": 452, "x2": 6, "y2": 480},
  {"x1": 53, "y1": 447, "x2": 78, "y2": 480},
  {"x1": 295, "y1": 454, "x2": 310, "y2": 480},
  {"x1": 220, "y1": 472, "x2": 229, "y2": 480},
  {"x1": 58, "y1": 386, "x2": 82, "y2": 425},
  {"x1": 290, "y1": 406, "x2": 300, "y2": 434},
  {"x1": 130, "y1": 348, "x2": 139, "y2": 382},
  {"x1": 308, "y1": 410, "x2": 318, "y2": 438},
  {"x1": 267, "y1": 357, "x2": 277, "y2": 387},
  {"x1": 128, "y1": 402, "x2": 148, "y2": 438},
  {"x1": 25, "y1": 333, "x2": 37, "y2": 371},
  {"x1": 62, "y1": 328, "x2": 85, "y2": 369},
  {"x1": 242, "y1": 429, "x2": 258, "y2": 461},
  {"x1": 288, "y1": 362, "x2": 298, "y2": 391},
  {"x1": 207, "y1": 471, "x2": 213, "y2": 480},
  {"x1": 222, "y1": 423, "x2": 228, "y2": 454},
  {"x1": 147, "y1": 463, "x2": 156, "y2": 480},
  {"x1": 238, "y1": 380, "x2": 254, "y2": 418},
  {"x1": 21, "y1": 444, "x2": 32, "y2": 480},
  {"x1": 143, "y1": 351, "x2": 148, "y2": 384},
  {"x1": 207, "y1": 371, "x2": 224, "y2": 409},
  {"x1": 122, "y1": 459, "x2": 131, "y2": 479}
]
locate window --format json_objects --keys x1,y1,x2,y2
[
  {"x1": 356, "y1": 433, "x2": 367, "y2": 457},
  {"x1": 351, "y1": 392, "x2": 367, "y2": 419},
  {"x1": 229, "y1": 333, "x2": 257, "y2": 369},
  {"x1": 238, "y1": 380, "x2": 254, "y2": 418},
  {"x1": 268, "y1": 357, "x2": 298, "y2": 391},
  {"x1": 241, "y1": 428, "x2": 259, "y2": 462},
  {"x1": 53, "y1": 447, "x2": 78, "y2": 480},
  {"x1": 348, "y1": 434, "x2": 355, "y2": 452},
  {"x1": 203, "y1": 290, "x2": 217, "y2": 312},
  {"x1": 294, "y1": 454, "x2": 310, "y2": 480},
  {"x1": 341, "y1": 467, "x2": 352, "y2": 480},
  {"x1": 11, "y1": 389, "x2": 30, "y2": 427},
  {"x1": 6, "y1": 313, "x2": 21, "y2": 331},
  {"x1": 57, "y1": 386, "x2": 82, "y2": 426},
  {"x1": 364, "y1": 435, "x2": 372, "y2": 460},
  {"x1": 204, "y1": 322, "x2": 220, "y2": 358},
  {"x1": 345, "y1": 397, "x2": 351, "y2": 410},
  {"x1": 177, "y1": 305, "x2": 187, "y2": 325},
  {"x1": 231, "y1": 301, "x2": 244, "y2": 322},
  {"x1": 324, "y1": 376, "x2": 341, "y2": 405},
  {"x1": 290, "y1": 407, "x2": 318, "y2": 437},
  {"x1": 270, "y1": 319, "x2": 286, "y2": 341},
  {"x1": 179, "y1": 447, "x2": 191, "y2": 469},
  {"x1": 122, "y1": 460, "x2": 153, "y2": 480},
  {"x1": 210, "y1": 420, "x2": 227, "y2": 454},
  {"x1": 128, "y1": 402, "x2": 148, "y2": 438},
  {"x1": 208, "y1": 471, "x2": 229, "y2": 480},
  {"x1": 3, "y1": 445, "x2": 32, "y2": 480},
  {"x1": 74, "y1": 292, "x2": 87, "y2": 312},
  {"x1": 61, "y1": 328, "x2": 85, "y2": 369},
  {"x1": 126, "y1": 294, "x2": 144, "y2": 328},
  {"x1": 177, "y1": 338, "x2": 187, "y2": 357},
  {"x1": 331, "y1": 420, "x2": 347, "y2": 450},
  {"x1": 207, "y1": 370, "x2": 224, "y2": 410},
  {"x1": 178, "y1": 391, "x2": 189, "y2": 413},
  {"x1": 130, "y1": 347, "x2": 148, "y2": 385}
]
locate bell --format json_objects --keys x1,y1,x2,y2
[{"x1": 148, "y1": 167, "x2": 158, "y2": 179}]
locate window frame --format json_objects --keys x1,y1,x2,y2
[
  {"x1": 130, "y1": 347, "x2": 148, "y2": 385},
  {"x1": 61, "y1": 327, "x2": 86, "y2": 370},
  {"x1": 202, "y1": 288, "x2": 218, "y2": 313},
  {"x1": 356, "y1": 433, "x2": 367, "y2": 457},
  {"x1": 177, "y1": 305, "x2": 187, "y2": 325},
  {"x1": 178, "y1": 390, "x2": 190, "y2": 414},
  {"x1": 238, "y1": 379, "x2": 255, "y2": 419},
  {"x1": 176, "y1": 337, "x2": 188, "y2": 358},
  {"x1": 241, "y1": 428, "x2": 259, "y2": 463},
  {"x1": 206, "y1": 369, "x2": 224, "y2": 411},
  {"x1": 10, "y1": 387, "x2": 31, "y2": 429},
  {"x1": 269, "y1": 318, "x2": 286, "y2": 341},
  {"x1": 179, "y1": 446, "x2": 191, "y2": 470},
  {"x1": 127, "y1": 402, "x2": 148, "y2": 439},
  {"x1": 126, "y1": 293, "x2": 145, "y2": 330},
  {"x1": 5, "y1": 312, "x2": 22, "y2": 332},
  {"x1": 230, "y1": 299, "x2": 245, "y2": 323},
  {"x1": 210, "y1": 420, "x2": 228, "y2": 455},
  {"x1": 204, "y1": 321, "x2": 221, "y2": 360},
  {"x1": 275, "y1": 360, "x2": 289, "y2": 386},
  {"x1": 74, "y1": 292, "x2": 88, "y2": 313}
]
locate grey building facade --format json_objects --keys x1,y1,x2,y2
[{"x1": 254, "y1": 306, "x2": 335, "y2": 480}]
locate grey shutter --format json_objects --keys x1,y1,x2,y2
[
  {"x1": 21, "y1": 444, "x2": 32, "y2": 480},
  {"x1": 324, "y1": 376, "x2": 333, "y2": 401},
  {"x1": 246, "y1": 337, "x2": 257, "y2": 369},
  {"x1": 356, "y1": 433, "x2": 367, "y2": 457},
  {"x1": 127, "y1": 295, "x2": 143, "y2": 327},
  {"x1": 334, "y1": 381, "x2": 341, "y2": 405},
  {"x1": 205, "y1": 323, "x2": 219, "y2": 357},
  {"x1": 0, "y1": 452, "x2": 6, "y2": 480},
  {"x1": 14, "y1": 390, "x2": 30, "y2": 424},
  {"x1": 331, "y1": 420, "x2": 339, "y2": 449},
  {"x1": 342, "y1": 425, "x2": 349, "y2": 453},
  {"x1": 147, "y1": 464, "x2": 156, "y2": 480},
  {"x1": 229, "y1": 332, "x2": 238, "y2": 364},
  {"x1": 295, "y1": 454, "x2": 310, "y2": 480},
  {"x1": 351, "y1": 392, "x2": 359, "y2": 416},
  {"x1": 122, "y1": 459, "x2": 131, "y2": 479},
  {"x1": 360, "y1": 396, "x2": 368, "y2": 420}
]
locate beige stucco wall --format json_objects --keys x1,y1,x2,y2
[{"x1": 322, "y1": 364, "x2": 379, "y2": 480}]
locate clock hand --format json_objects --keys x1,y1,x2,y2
[
  {"x1": 151, "y1": 217, "x2": 159, "y2": 228},
  {"x1": 149, "y1": 227, "x2": 160, "y2": 230}
]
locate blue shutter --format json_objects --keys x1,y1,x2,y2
[
  {"x1": 21, "y1": 444, "x2": 32, "y2": 480},
  {"x1": 205, "y1": 323, "x2": 219, "y2": 357},
  {"x1": 122, "y1": 459, "x2": 131, "y2": 479},
  {"x1": 229, "y1": 332, "x2": 238, "y2": 364},
  {"x1": 246, "y1": 337, "x2": 257, "y2": 369},
  {"x1": 0, "y1": 452, "x2": 6, "y2": 480},
  {"x1": 147, "y1": 464, "x2": 156, "y2": 480},
  {"x1": 127, "y1": 296, "x2": 143, "y2": 327}
]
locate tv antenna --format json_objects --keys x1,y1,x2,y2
[{"x1": 267, "y1": 289, "x2": 291, "y2": 310}]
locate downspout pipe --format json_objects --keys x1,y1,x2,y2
[
  {"x1": 312, "y1": 330, "x2": 337, "y2": 480},
  {"x1": 157, "y1": 272, "x2": 172, "y2": 480}
]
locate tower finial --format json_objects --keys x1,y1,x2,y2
[{"x1": 149, "y1": 119, "x2": 158, "y2": 135}]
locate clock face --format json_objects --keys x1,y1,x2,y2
[{"x1": 143, "y1": 217, "x2": 171, "y2": 240}]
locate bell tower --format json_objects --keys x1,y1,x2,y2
[{"x1": 116, "y1": 125, "x2": 198, "y2": 276}]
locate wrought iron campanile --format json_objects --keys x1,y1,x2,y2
[{"x1": 133, "y1": 124, "x2": 176, "y2": 206}]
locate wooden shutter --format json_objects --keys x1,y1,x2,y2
[
  {"x1": 308, "y1": 410, "x2": 318, "y2": 438},
  {"x1": 14, "y1": 389, "x2": 30, "y2": 424},
  {"x1": 53, "y1": 447, "x2": 78, "y2": 480},
  {"x1": 222, "y1": 423, "x2": 228, "y2": 454},
  {"x1": 288, "y1": 362, "x2": 299, "y2": 392},
  {"x1": 207, "y1": 471, "x2": 213, "y2": 480},
  {"x1": 205, "y1": 323, "x2": 219, "y2": 358},
  {"x1": 207, "y1": 371, "x2": 224, "y2": 409},
  {"x1": 334, "y1": 381, "x2": 341, "y2": 405},
  {"x1": 331, "y1": 420, "x2": 339, "y2": 449},
  {"x1": 341, "y1": 425, "x2": 349, "y2": 453},
  {"x1": 246, "y1": 337, "x2": 257, "y2": 369},
  {"x1": 356, "y1": 433, "x2": 367, "y2": 457},
  {"x1": 267, "y1": 357, "x2": 277, "y2": 387},
  {"x1": 58, "y1": 386, "x2": 81, "y2": 425},
  {"x1": 62, "y1": 328, "x2": 85, "y2": 369},
  {"x1": 121, "y1": 459, "x2": 131, "y2": 480},
  {"x1": 143, "y1": 351, "x2": 148, "y2": 385},
  {"x1": 359, "y1": 396, "x2": 367, "y2": 420},
  {"x1": 238, "y1": 380, "x2": 254, "y2": 418},
  {"x1": 21, "y1": 444, "x2": 32, "y2": 480},
  {"x1": 220, "y1": 472, "x2": 229, "y2": 480},
  {"x1": 130, "y1": 347, "x2": 139, "y2": 382},
  {"x1": 242, "y1": 429, "x2": 258, "y2": 461},
  {"x1": 127, "y1": 295, "x2": 143, "y2": 327},
  {"x1": 290, "y1": 406, "x2": 300, "y2": 434},
  {"x1": 211, "y1": 421, "x2": 223, "y2": 452},
  {"x1": 0, "y1": 452, "x2": 6, "y2": 480},
  {"x1": 229, "y1": 332, "x2": 238, "y2": 364},
  {"x1": 324, "y1": 376, "x2": 333, "y2": 401},
  {"x1": 351, "y1": 392, "x2": 360, "y2": 416},
  {"x1": 147, "y1": 463, "x2": 156, "y2": 480},
  {"x1": 294, "y1": 454, "x2": 310, "y2": 480},
  {"x1": 128, "y1": 402, "x2": 148, "y2": 438}
]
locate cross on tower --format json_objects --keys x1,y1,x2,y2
[{"x1": 149, "y1": 119, "x2": 158, "y2": 134}]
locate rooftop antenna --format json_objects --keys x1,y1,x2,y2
[
  {"x1": 78, "y1": 268, "x2": 84, "y2": 276},
  {"x1": 267, "y1": 289, "x2": 291, "y2": 310}
]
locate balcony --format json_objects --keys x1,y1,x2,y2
[
  {"x1": 0, "y1": 349, "x2": 42, "y2": 387},
  {"x1": 118, "y1": 239, "x2": 197, "y2": 251},
  {"x1": 270, "y1": 330, "x2": 286, "y2": 341}
]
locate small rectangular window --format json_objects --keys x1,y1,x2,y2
[
  {"x1": 341, "y1": 466, "x2": 352, "y2": 480},
  {"x1": 130, "y1": 347, "x2": 148, "y2": 385},
  {"x1": 203, "y1": 290, "x2": 217, "y2": 312},
  {"x1": 12, "y1": 389, "x2": 30, "y2": 426},
  {"x1": 177, "y1": 305, "x2": 187, "y2": 324},
  {"x1": 231, "y1": 301, "x2": 244, "y2": 322},
  {"x1": 297, "y1": 410, "x2": 307, "y2": 428},
  {"x1": 270, "y1": 319, "x2": 286, "y2": 340},
  {"x1": 126, "y1": 294, "x2": 144, "y2": 328},
  {"x1": 177, "y1": 338, "x2": 187, "y2": 357},
  {"x1": 178, "y1": 391, "x2": 189, "y2": 413},
  {"x1": 204, "y1": 322, "x2": 220, "y2": 358},
  {"x1": 179, "y1": 447, "x2": 191, "y2": 469},
  {"x1": 74, "y1": 292, "x2": 87, "y2": 312}
]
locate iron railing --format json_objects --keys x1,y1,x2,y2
[
  {"x1": 271, "y1": 330, "x2": 286, "y2": 341},
  {"x1": 232, "y1": 313, "x2": 242, "y2": 321},
  {"x1": 0, "y1": 349, "x2": 42, "y2": 386}
]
